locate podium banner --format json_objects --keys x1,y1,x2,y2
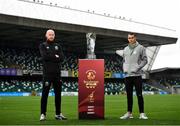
[{"x1": 78, "y1": 59, "x2": 104, "y2": 119}]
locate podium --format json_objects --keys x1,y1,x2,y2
[{"x1": 78, "y1": 59, "x2": 104, "y2": 119}]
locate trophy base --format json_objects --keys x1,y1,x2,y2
[{"x1": 87, "y1": 54, "x2": 96, "y2": 59}]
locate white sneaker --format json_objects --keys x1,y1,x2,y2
[
  {"x1": 40, "y1": 114, "x2": 46, "y2": 121},
  {"x1": 139, "y1": 113, "x2": 148, "y2": 119},
  {"x1": 60, "y1": 113, "x2": 67, "y2": 120},
  {"x1": 120, "y1": 112, "x2": 133, "y2": 119},
  {"x1": 55, "y1": 113, "x2": 67, "y2": 120}
]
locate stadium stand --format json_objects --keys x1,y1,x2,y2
[
  {"x1": 157, "y1": 78, "x2": 180, "y2": 89},
  {"x1": 0, "y1": 48, "x2": 41, "y2": 70},
  {"x1": 1, "y1": 47, "x2": 166, "y2": 94},
  {"x1": 0, "y1": 80, "x2": 42, "y2": 92},
  {"x1": 0, "y1": 47, "x2": 123, "y2": 72},
  {"x1": 0, "y1": 79, "x2": 159, "y2": 94},
  {"x1": 161, "y1": 78, "x2": 180, "y2": 86},
  {"x1": 97, "y1": 54, "x2": 123, "y2": 72}
]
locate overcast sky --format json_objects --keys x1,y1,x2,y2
[{"x1": 48, "y1": 0, "x2": 180, "y2": 69}]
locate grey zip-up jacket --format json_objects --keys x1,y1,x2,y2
[{"x1": 123, "y1": 41, "x2": 148, "y2": 77}]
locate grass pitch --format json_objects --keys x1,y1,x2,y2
[{"x1": 0, "y1": 95, "x2": 180, "y2": 125}]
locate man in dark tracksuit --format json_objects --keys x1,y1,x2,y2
[
  {"x1": 39, "y1": 29, "x2": 67, "y2": 121},
  {"x1": 120, "y1": 33, "x2": 148, "y2": 119}
]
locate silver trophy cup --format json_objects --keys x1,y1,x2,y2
[{"x1": 86, "y1": 33, "x2": 96, "y2": 59}]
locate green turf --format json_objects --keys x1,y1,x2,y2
[{"x1": 0, "y1": 95, "x2": 180, "y2": 125}]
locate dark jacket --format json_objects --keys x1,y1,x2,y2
[{"x1": 39, "y1": 42, "x2": 64, "y2": 78}]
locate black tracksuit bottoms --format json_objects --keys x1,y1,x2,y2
[
  {"x1": 125, "y1": 76, "x2": 144, "y2": 113},
  {"x1": 41, "y1": 76, "x2": 62, "y2": 115}
]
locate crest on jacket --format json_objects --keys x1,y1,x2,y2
[{"x1": 55, "y1": 46, "x2": 59, "y2": 50}]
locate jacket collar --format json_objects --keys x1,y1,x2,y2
[{"x1": 128, "y1": 41, "x2": 139, "y2": 49}]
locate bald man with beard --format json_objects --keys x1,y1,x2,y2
[{"x1": 39, "y1": 29, "x2": 67, "y2": 121}]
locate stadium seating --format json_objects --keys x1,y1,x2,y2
[
  {"x1": 0, "y1": 48, "x2": 123, "y2": 72},
  {"x1": 157, "y1": 78, "x2": 180, "y2": 90},
  {"x1": 0, "y1": 48, "x2": 42, "y2": 70},
  {"x1": 0, "y1": 80, "x2": 42, "y2": 92},
  {"x1": 163, "y1": 78, "x2": 180, "y2": 86},
  {"x1": 0, "y1": 79, "x2": 159, "y2": 94},
  {"x1": 97, "y1": 54, "x2": 123, "y2": 72},
  {"x1": 0, "y1": 47, "x2": 163, "y2": 94}
]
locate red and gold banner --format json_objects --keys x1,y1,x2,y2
[{"x1": 78, "y1": 59, "x2": 104, "y2": 119}]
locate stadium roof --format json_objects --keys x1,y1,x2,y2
[
  {"x1": 150, "y1": 67, "x2": 180, "y2": 78},
  {"x1": 150, "y1": 67, "x2": 180, "y2": 73},
  {"x1": 0, "y1": 0, "x2": 178, "y2": 52}
]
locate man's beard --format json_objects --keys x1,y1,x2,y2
[{"x1": 46, "y1": 38, "x2": 54, "y2": 43}]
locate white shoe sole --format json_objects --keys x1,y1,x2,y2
[
  {"x1": 40, "y1": 117, "x2": 46, "y2": 121},
  {"x1": 139, "y1": 117, "x2": 148, "y2": 119},
  {"x1": 120, "y1": 116, "x2": 134, "y2": 119}
]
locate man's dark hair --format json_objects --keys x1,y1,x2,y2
[{"x1": 128, "y1": 32, "x2": 136, "y2": 37}]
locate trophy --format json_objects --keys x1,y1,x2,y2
[{"x1": 86, "y1": 32, "x2": 96, "y2": 59}]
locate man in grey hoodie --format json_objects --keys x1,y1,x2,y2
[{"x1": 120, "y1": 33, "x2": 148, "y2": 119}]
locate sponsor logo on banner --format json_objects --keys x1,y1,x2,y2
[
  {"x1": 87, "y1": 105, "x2": 95, "y2": 114},
  {"x1": 72, "y1": 70, "x2": 78, "y2": 77},
  {"x1": 84, "y1": 70, "x2": 99, "y2": 89},
  {"x1": 78, "y1": 59, "x2": 104, "y2": 119},
  {"x1": 87, "y1": 91, "x2": 95, "y2": 114},
  {"x1": 88, "y1": 91, "x2": 95, "y2": 103},
  {"x1": 112, "y1": 72, "x2": 126, "y2": 78},
  {"x1": 0, "y1": 68, "x2": 17, "y2": 76},
  {"x1": 61, "y1": 70, "x2": 69, "y2": 77},
  {"x1": 104, "y1": 72, "x2": 112, "y2": 78}
]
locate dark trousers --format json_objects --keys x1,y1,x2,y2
[
  {"x1": 125, "y1": 76, "x2": 144, "y2": 113},
  {"x1": 41, "y1": 76, "x2": 62, "y2": 115}
]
